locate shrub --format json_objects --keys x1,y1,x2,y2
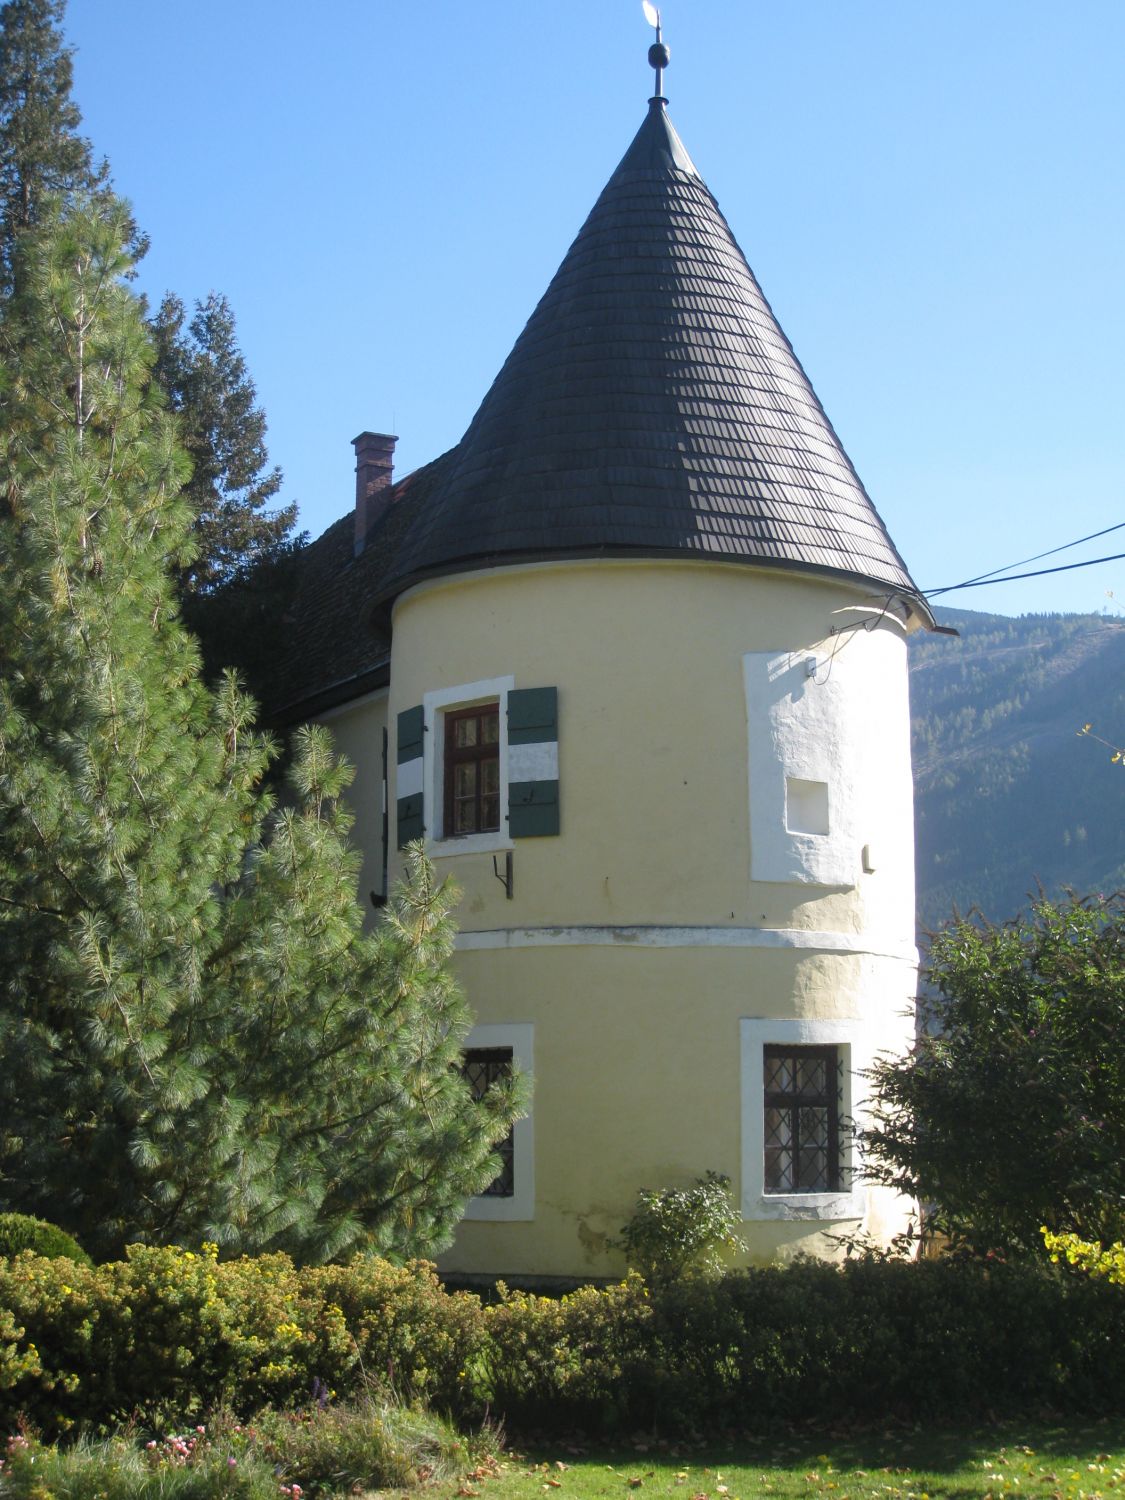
[
  {"x1": 0, "y1": 1401, "x2": 485, "y2": 1500},
  {"x1": 477, "y1": 1257, "x2": 1125, "y2": 1433},
  {"x1": 1043, "y1": 1226, "x2": 1125, "y2": 1284},
  {"x1": 480, "y1": 1277, "x2": 654, "y2": 1433},
  {"x1": 863, "y1": 894, "x2": 1125, "y2": 1256},
  {"x1": 0, "y1": 1247, "x2": 485, "y2": 1435},
  {"x1": 612, "y1": 1172, "x2": 744, "y2": 1284},
  {"x1": 248, "y1": 1396, "x2": 482, "y2": 1494},
  {"x1": 0, "y1": 1427, "x2": 282, "y2": 1500},
  {"x1": 3, "y1": 1244, "x2": 1125, "y2": 1438},
  {"x1": 0, "y1": 1214, "x2": 91, "y2": 1265},
  {"x1": 306, "y1": 1256, "x2": 484, "y2": 1417}
]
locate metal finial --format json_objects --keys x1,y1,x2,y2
[{"x1": 642, "y1": 1, "x2": 669, "y2": 101}]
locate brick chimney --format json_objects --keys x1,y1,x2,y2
[{"x1": 352, "y1": 431, "x2": 398, "y2": 556}]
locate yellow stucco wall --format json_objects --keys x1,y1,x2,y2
[
  {"x1": 389, "y1": 560, "x2": 915, "y2": 943},
  {"x1": 317, "y1": 690, "x2": 389, "y2": 904},
  {"x1": 372, "y1": 559, "x2": 918, "y2": 1276},
  {"x1": 441, "y1": 943, "x2": 915, "y2": 1278}
]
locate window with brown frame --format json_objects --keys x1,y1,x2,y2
[
  {"x1": 444, "y1": 703, "x2": 500, "y2": 836},
  {"x1": 461, "y1": 1046, "x2": 514, "y2": 1196},
  {"x1": 763, "y1": 1044, "x2": 842, "y2": 1193}
]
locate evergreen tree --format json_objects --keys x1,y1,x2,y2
[
  {"x1": 0, "y1": 0, "x2": 106, "y2": 292},
  {"x1": 0, "y1": 201, "x2": 522, "y2": 1263},
  {"x1": 0, "y1": 1, "x2": 295, "y2": 595},
  {"x1": 152, "y1": 291, "x2": 298, "y2": 595}
]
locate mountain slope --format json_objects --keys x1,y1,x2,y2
[{"x1": 909, "y1": 608, "x2": 1125, "y2": 931}]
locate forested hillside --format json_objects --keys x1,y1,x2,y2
[{"x1": 909, "y1": 607, "x2": 1125, "y2": 931}]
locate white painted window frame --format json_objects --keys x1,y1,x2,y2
[
  {"x1": 740, "y1": 1017, "x2": 870, "y2": 1222},
  {"x1": 462, "y1": 1022, "x2": 534, "y2": 1222},
  {"x1": 422, "y1": 675, "x2": 515, "y2": 858}
]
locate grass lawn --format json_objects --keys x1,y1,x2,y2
[{"x1": 426, "y1": 1421, "x2": 1125, "y2": 1500}]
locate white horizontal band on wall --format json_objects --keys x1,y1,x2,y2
[
  {"x1": 508, "y1": 741, "x2": 559, "y2": 783},
  {"x1": 455, "y1": 925, "x2": 918, "y2": 963}
]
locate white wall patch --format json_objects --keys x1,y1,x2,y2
[{"x1": 744, "y1": 650, "x2": 865, "y2": 886}]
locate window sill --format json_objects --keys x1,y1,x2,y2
[
  {"x1": 462, "y1": 1194, "x2": 534, "y2": 1222},
  {"x1": 749, "y1": 1189, "x2": 866, "y2": 1222},
  {"x1": 427, "y1": 831, "x2": 513, "y2": 860}
]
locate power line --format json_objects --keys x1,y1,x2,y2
[
  {"x1": 924, "y1": 519, "x2": 1125, "y2": 598},
  {"x1": 925, "y1": 548, "x2": 1125, "y2": 595}
]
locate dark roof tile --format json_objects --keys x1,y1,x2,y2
[
  {"x1": 377, "y1": 99, "x2": 922, "y2": 611},
  {"x1": 266, "y1": 100, "x2": 930, "y2": 720},
  {"x1": 261, "y1": 453, "x2": 455, "y2": 721}
]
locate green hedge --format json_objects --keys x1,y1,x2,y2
[
  {"x1": 0, "y1": 1215, "x2": 90, "y2": 1265},
  {"x1": 481, "y1": 1259, "x2": 1125, "y2": 1432},
  {"x1": 1, "y1": 1246, "x2": 1123, "y2": 1436},
  {"x1": 0, "y1": 1246, "x2": 480, "y2": 1434}
]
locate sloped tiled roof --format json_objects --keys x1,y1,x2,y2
[
  {"x1": 262, "y1": 453, "x2": 454, "y2": 721},
  {"x1": 377, "y1": 99, "x2": 926, "y2": 613}
]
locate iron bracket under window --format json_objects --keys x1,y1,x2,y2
[{"x1": 492, "y1": 849, "x2": 514, "y2": 899}]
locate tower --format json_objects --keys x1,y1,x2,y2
[{"x1": 275, "y1": 25, "x2": 933, "y2": 1278}]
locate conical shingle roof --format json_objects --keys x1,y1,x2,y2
[{"x1": 382, "y1": 99, "x2": 925, "y2": 614}]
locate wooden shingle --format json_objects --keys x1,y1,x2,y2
[{"x1": 378, "y1": 100, "x2": 924, "y2": 612}]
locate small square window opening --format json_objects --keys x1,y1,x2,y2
[{"x1": 785, "y1": 777, "x2": 830, "y2": 836}]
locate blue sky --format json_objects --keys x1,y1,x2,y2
[{"x1": 66, "y1": 1, "x2": 1123, "y2": 618}]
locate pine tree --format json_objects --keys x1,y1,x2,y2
[
  {"x1": 0, "y1": 201, "x2": 522, "y2": 1263},
  {"x1": 152, "y1": 291, "x2": 298, "y2": 596},
  {"x1": 0, "y1": 0, "x2": 107, "y2": 292},
  {"x1": 0, "y1": 1, "x2": 295, "y2": 595}
]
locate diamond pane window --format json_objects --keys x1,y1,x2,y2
[
  {"x1": 763, "y1": 1044, "x2": 841, "y2": 1193},
  {"x1": 444, "y1": 704, "x2": 501, "y2": 836},
  {"x1": 462, "y1": 1046, "x2": 514, "y2": 1196}
]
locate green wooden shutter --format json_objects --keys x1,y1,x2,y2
[
  {"x1": 396, "y1": 704, "x2": 425, "y2": 846},
  {"x1": 507, "y1": 686, "x2": 559, "y2": 837}
]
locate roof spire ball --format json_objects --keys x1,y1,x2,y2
[{"x1": 642, "y1": 0, "x2": 669, "y2": 103}]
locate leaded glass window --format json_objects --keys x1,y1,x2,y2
[
  {"x1": 763, "y1": 1044, "x2": 842, "y2": 1193},
  {"x1": 462, "y1": 1046, "x2": 514, "y2": 1196}
]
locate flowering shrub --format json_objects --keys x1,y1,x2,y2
[
  {"x1": 1042, "y1": 1226, "x2": 1125, "y2": 1284},
  {"x1": 0, "y1": 1401, "x2": 478, "y2": 1500},
  {"x1": 3, "y1": 1246, "x2": 1125, "y2": 1437},
  {"x1": 306, "y1": 1256, "x2": 483, "y2": 1415},
  {"x1": 481, "y1": 1276, "x2": 653, "y2": 1432},
  {"x1": 0, "y1": 1247, "x2": 485, "y2": 1435},
  {"x1": 0, "y1": 1425, "x2": 281, "y2": 1500}
]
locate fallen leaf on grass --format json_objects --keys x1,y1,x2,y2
[
  {"x1": 456, "y1": 1489, "x2": 479, "y2": 1498},
  {"x1": 628, "y1": 1480, "x2": 643, "y2": 1490}
]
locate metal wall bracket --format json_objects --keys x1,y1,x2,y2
[{"x1": 492, "y1": 850, "x2": 514, "y2": 900}]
